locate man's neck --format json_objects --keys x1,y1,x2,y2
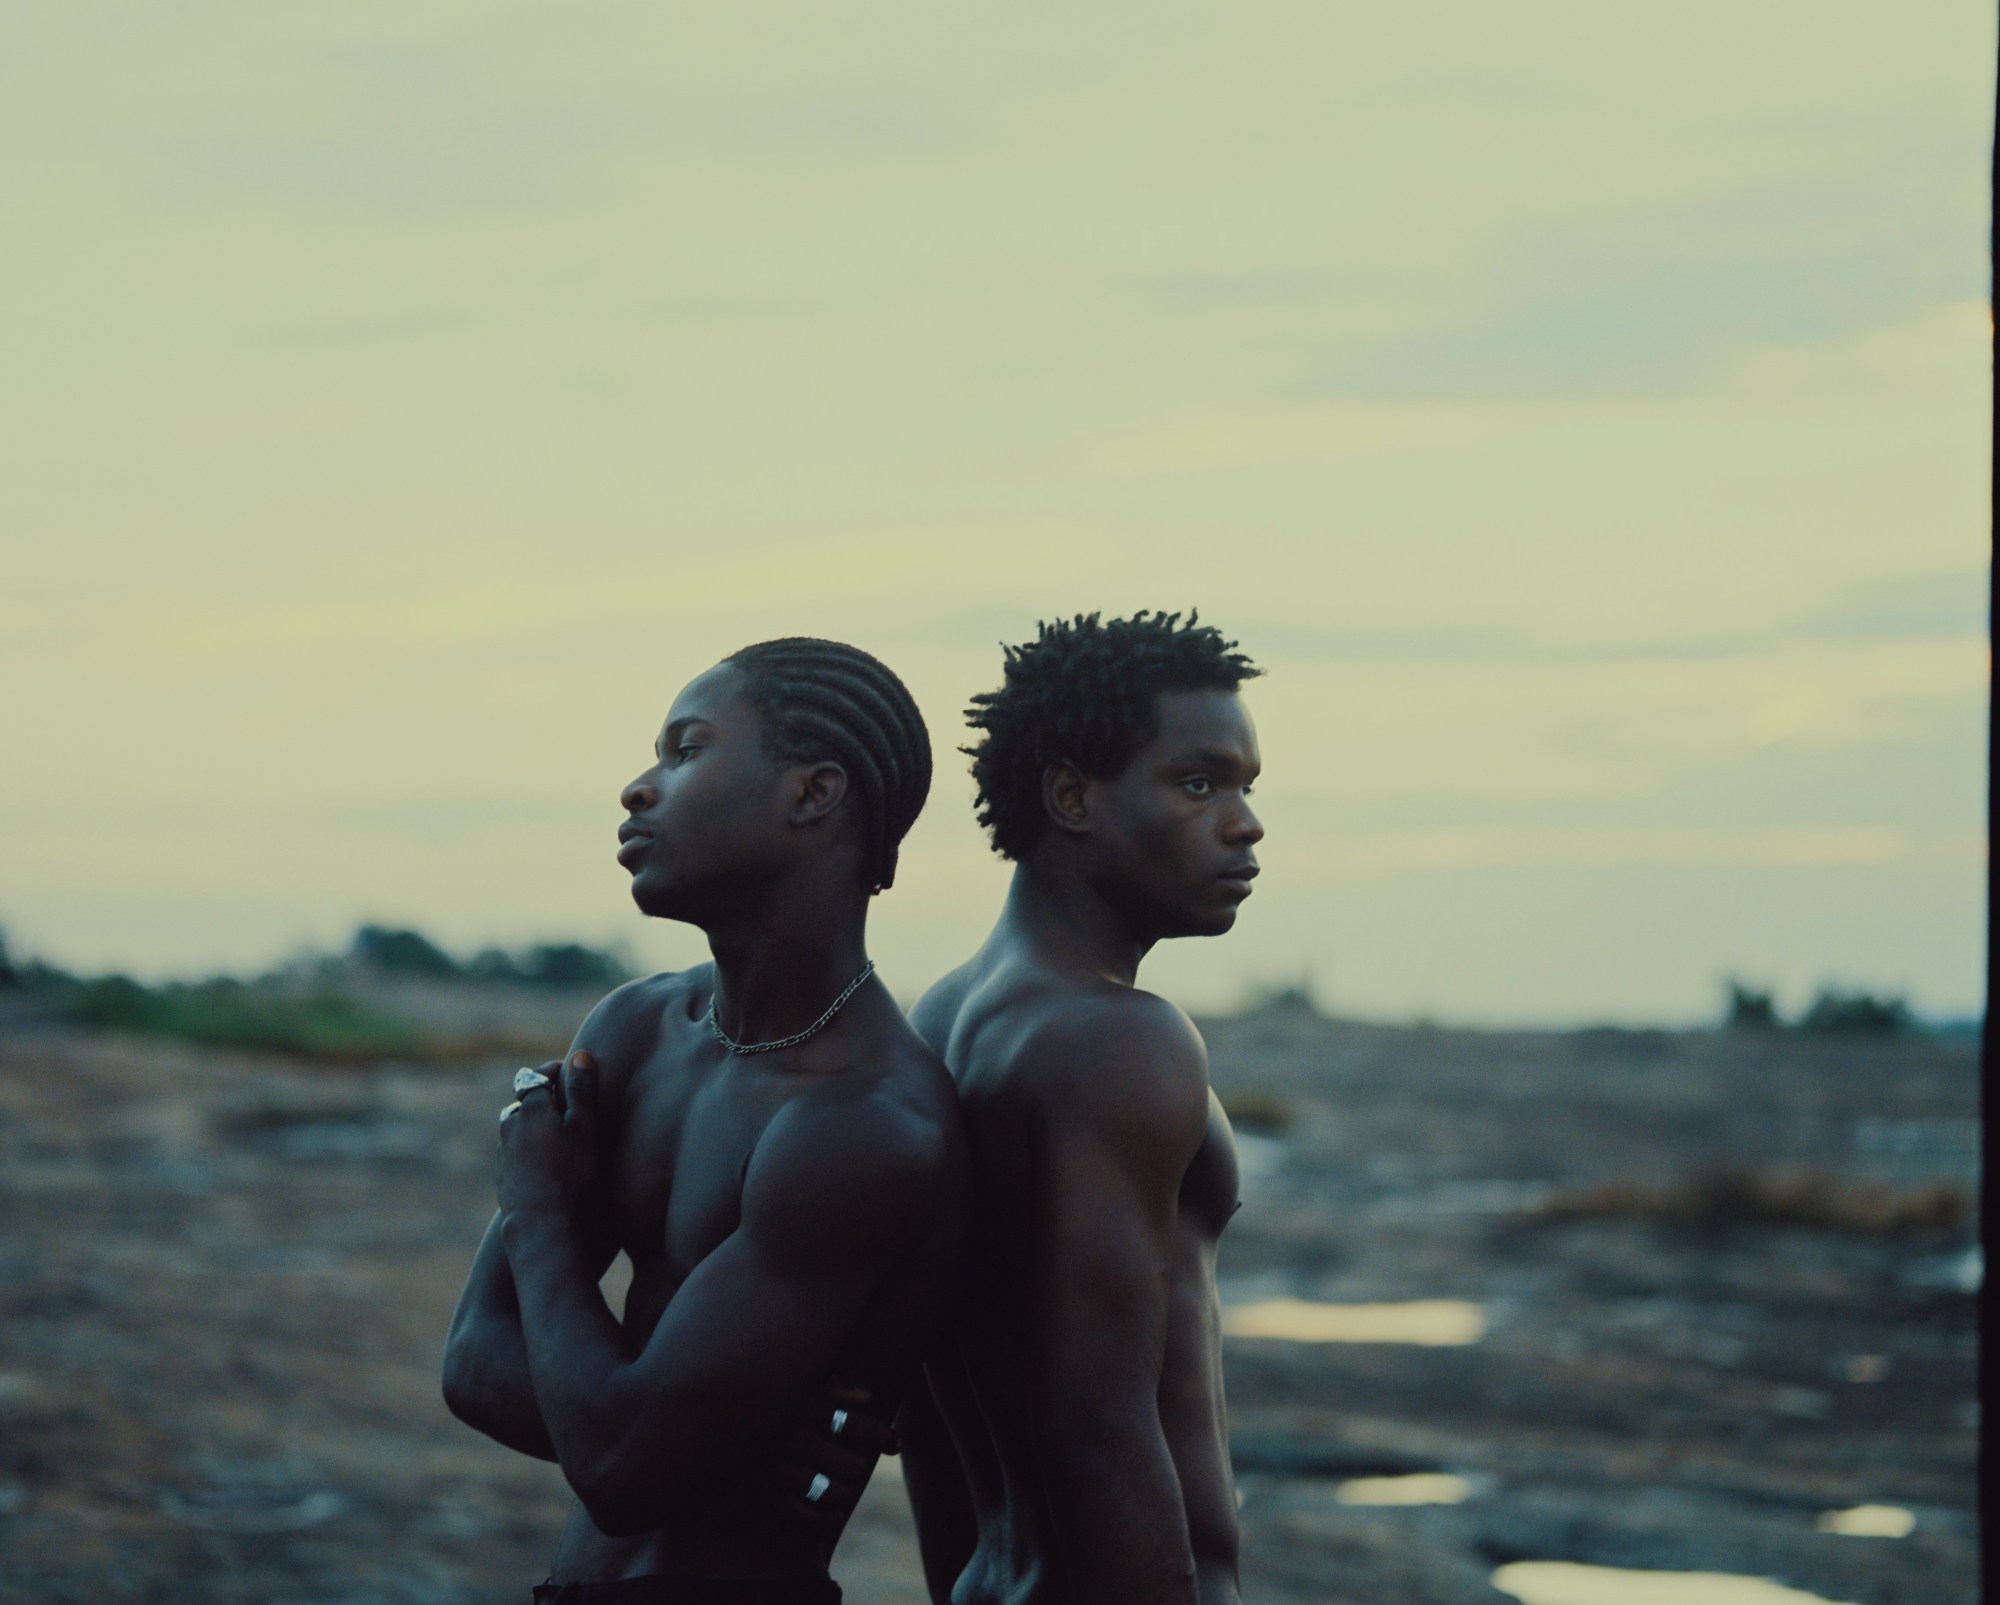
[
  {"x1": 1001, "y1": 853, "x2": 1156, "y2": 989},
  {"x1": 702, "y1": 885, "x2": 872, "y2": 1046}
]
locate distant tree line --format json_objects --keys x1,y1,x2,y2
[
  {"x1": 349, "y1": 925, "x2": 629, "y2": 989},
  {"x1": 1722, "y1": 978, "x2": 1915, "y2": 1036},
  {"x1": 0, "y1": 926, "x2": 1949, "y2": 1043},
  {"x1": 0, "y1": 924, "x2": 631, "y2": 1060}
]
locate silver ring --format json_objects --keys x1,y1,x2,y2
[
  {"x1": 499, "y1": 1100, "x2": 523, "y2": 1124},
  {"x1": 514, "y1": 1068, "x2": 553, "y2": 1096},
  {"x1": 805, "y1": 1473, "x2": 831, "y2": 1504},
  {"x1": 829, "y1": 1408, "x2": 848, "y2": 1437}
]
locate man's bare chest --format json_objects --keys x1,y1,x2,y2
[{"x1": 607, "y1": 1049, "x2": 795, "y2": 1276}]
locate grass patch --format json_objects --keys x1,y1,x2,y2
[
  {"x1": 61, "y1": 976, "x2": 425, "y2": 1063},
  {"x1": 1536, "y1": 1168, "x2": 1968, "y2": 1235}
]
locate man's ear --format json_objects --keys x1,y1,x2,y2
[
  {"x1": 1041, "y1": 760, "x2": 1091, "y2": 837},
  {"x1": 789, "y1": 761, "x2": 850, "y2": 827}
]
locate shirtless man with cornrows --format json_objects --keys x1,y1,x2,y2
[{"x1": 444, "y1": 637, "x2": 969, "y2": 1605}]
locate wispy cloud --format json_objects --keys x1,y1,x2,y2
[{"x1": 0, "y1": 1, "x2": 1986, "y2": 1019}]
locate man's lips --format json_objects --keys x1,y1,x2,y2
[
  {"x1": 1218, "y1": 863, "x2": 1259, "y2": 896},
  {"x1": 616, "y1": 824, "x2": 656, "y2": 866}
]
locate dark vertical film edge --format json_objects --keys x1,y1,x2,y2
[{"x1": 1982, "y1": 45, "x2": 1997, "y2": 1602}]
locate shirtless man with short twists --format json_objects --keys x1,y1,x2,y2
[
  {"x1": 444, "y1": 637, "x2": 967, "y2": 1605},
  {"x1": 898, "y1": 611, "x2": 1263, "y2": 1605}
]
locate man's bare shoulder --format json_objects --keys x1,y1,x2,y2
[
  {"x1": 776, "y1": 981, "x2": 960, "y2": 1126},
  {"x1": 909, "y1": 959, "x2": 985, "y2": 1056},
  {"x1": 743, "y1": 1069, "x2": 963, "y2": 1268},
  {"x1": 963, "y1": 972, "x2": 1210, "y2": 1141},
  {"x1": 571, "y1": 965, "x2": 711, "y2": 1075}
]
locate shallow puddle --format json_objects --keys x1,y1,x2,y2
[
  {"x1": 1815, "y1": 1504, "x2": 1914, "y2": 1537},
  {"x1": 1222, "y1": 1296, "x2": 1486, "y2": 1345},
  {"x1": 1334, "y1": 1472, "x2": 1471, "y2": 1505},
  {"x1": 1492, "y1": 1561, "x2": 1858, "y2": 1605}
]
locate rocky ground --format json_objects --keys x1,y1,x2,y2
[{"x1": 0, "y1": 994, "x2": 1978, "y2": 1605}]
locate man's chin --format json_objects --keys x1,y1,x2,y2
[
  {"x1": 1170, "y1": 904, "x2": 1241, "y2": 940},
  {"x1": 629, "y1": 869, "x2": 723, "y2": 928},
  {"x1": 626, "y1": 870, "x2": 679, "y2": 921}
]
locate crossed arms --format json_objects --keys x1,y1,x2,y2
[
  {"x1": 443, "y1": 986, "x2": 946, "y2": 1537},
  {"x1": 441, "y1": 984, "x2": 646, "y2": 1467}
]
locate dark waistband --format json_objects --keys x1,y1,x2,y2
[{"x1": 532, "y1": 1576, "x2": 842, "y2": 1605}]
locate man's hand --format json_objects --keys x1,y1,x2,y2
[
  {"x1": 497, "y1": 1051, "x2": 601, "y2": 1216},
  {"x1": 755, "y1": 1385, "x2": 901, "y2": 1553}
]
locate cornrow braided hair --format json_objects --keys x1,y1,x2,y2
[
  {"x1": 726, "y1": 637, "x2": 933, "y2": 894},
  {"x1": 963, "y1": 609, "x2": 1260, "y2": 862}
]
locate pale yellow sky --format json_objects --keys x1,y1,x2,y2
[{"x1": 1, "y1": 3, "x2": 1990, "y2": 1021}]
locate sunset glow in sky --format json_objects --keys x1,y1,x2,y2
[{"x1": 2, "y1": 3, "x2": 1990, "y2": 1021}]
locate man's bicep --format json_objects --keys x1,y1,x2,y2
[
  {"x1": 1029, "y1": 1132, "x2": 1182, "y2": 1405},
  {"x1": 1024, "y1": 1028, "x2": 1210, "y2": 1401},
  {"x1": 623, "y1": 1117, "x2": 940, "y2": 1431},
  {"x1": 612, "y1": 1206, "x2": 905, "y2": 1463},
  {"x1": 638, "y1": 1233, "x2": 870, "y2": 1395}
]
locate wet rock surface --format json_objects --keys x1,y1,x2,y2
[{"x1": 0, "y1": 1010, "x2": 1976, "y2": 1603}]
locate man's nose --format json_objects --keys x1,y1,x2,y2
[
  {"x1": 1227, "y1": 799, "x2": 1265, "y2": 845},
  {"x1": 621, "y1": 776, "x2": 657, "y2": 813}
]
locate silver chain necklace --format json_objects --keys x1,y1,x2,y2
[{"x1": 706, "y1": 961, "x2": 876, "y2": 1055}]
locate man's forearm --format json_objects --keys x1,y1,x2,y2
[
  {"x1": 502, "y1": 1206, "x2": 685, "y2": 1528},
  {"x1": 443, "y1": 1215, "x2": 557, "y2": 1460},
  {"x1": 444, "y1": 1307, "x2": 559, "y2": 1460}
]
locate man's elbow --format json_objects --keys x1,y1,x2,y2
[
  {"x1": 440, "y1": 1328, "x2": 530, "y2": 1449},
  {"x1": 440, "y1": 1334, "x2": 486, "y2": 1429}
]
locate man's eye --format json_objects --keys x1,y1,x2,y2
[
  {"x1": 676, "y1": 743, "x2": 701, "y2": 760},
  {"x1": 1182, "y1": 777, "x2": 1213, "y2": 796}
]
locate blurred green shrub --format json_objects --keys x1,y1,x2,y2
[
  {"x1": 467, "y1": 947, "x2": 525, "y2": 982},
  {"x1": 1721, "y1": 978, "x2": 1912, "y2": 1035},
  {"x1": 517, "y1": 942, "x2": 628, "y2": 989},
  {"x1": 66, "y1": 974, "x2": 422, "y2": 1061},
  {"x1": 352, "y1": 925, "x2": 462, "y2": 978},
  {"x1": 1796, "y1": 986, "x2": 1910, "y2": 1036},
  {"x1": 1240, "y1": 977, "x2": 1318, "y2": 1018},
  {"x1": 1722, "y1": 979, "x2": 1779, "y2": 1030},
  {"x1": 355, "y1": 926, "x2": 626, "y2": 989},
  {"x1": 4, "y1": 925, "x2": 625, "y2": 1062}
]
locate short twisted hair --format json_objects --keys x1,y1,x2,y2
[
  {"x1": 726, "y1": 637, "x2": 932, "y2": 893},
  {"x1": 963, "y1": 611, "x2": 1260, "y2": 861}
]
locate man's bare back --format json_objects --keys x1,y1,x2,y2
[
  {"x1": 895, "y1": 611, "x2": 1265, "y2": 1605},
  {"x1": 909, "y1": 953, "x2": 1242, "y2": 1605}
]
